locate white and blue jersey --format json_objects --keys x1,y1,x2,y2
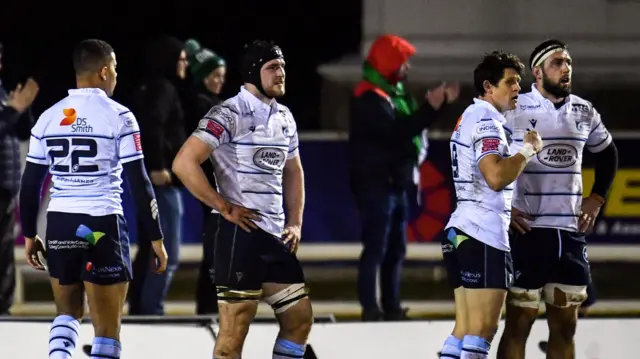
[
  {"x1": 445, "y1": 98, "x2": 513, "y2": 251},
  {"x1": 504, "y1": 85, "x2": 612, "y2": 232},
  {"x1": 192, "y1": 86, "x2": 299, "y2": 237},
  {"x1": 26, "y1": 88, "x2": 143, "y2": 216}
]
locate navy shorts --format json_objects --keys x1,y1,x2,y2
[
  {"x1": 211, "y1": 215, "x2": 305, "y2": 300},
  {"x1": 46, "y1": 212, "x2": 132, "y2": 285},
  {"x1": 510, "y1": 227, "x2": 591, "y2": 289},
  {"x1": 442, "y1": 227, "x2": 514, "y2": 290}
]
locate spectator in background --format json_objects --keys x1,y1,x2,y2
[
  {"x1": 128, "y1": 36, "x2": 188, "y2": 315},
  {"x1": 348, "y1": 34, "x2": 459, "y2": 321},
  {"x1": 0, "y1": 42, "x2": 39, "y2": 315},
  {"x1": 183, "y1": 38, "x2": 227, "y2": 315}
]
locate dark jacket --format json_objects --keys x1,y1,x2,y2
[
  {"x1": 0, "y1": 80, "x2": 34, "y2": 196},
  {"x1": 131, "y1": 36, "x2": 186, "y2": 185},
  {"x1": 348, "y1": 36, "x2": 440, "y2": 190},
  {"x1": 183, "y1": 83, "x2": 221, "y2": 209}
]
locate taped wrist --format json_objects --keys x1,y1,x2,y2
[{"x1": 519, "y1": 143, "x2": 537, "y2": 163}]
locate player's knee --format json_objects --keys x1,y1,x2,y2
[
  {"x1": 504, "y1": 287, "x2": 539, "y2": 336},
  {"x1": 267, "y1": 284, "x2": 313, "y2": 339},
  {"x1": 543, "y1": 283, "x2": 587, "y2": 308},
  {"x1": 214, "y1": 336, "x2": 243, "y2": 359},
  {"x1": 507, "y1": 287, "x2": 541, "y2": 310}
]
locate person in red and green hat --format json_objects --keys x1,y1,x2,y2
[{"x1": 348, "y1": 34, "x2": 460, "y2": 321}]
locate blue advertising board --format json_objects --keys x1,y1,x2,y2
[{"x1": 117, "y1": 134, "x2": 640, "y2": 246}]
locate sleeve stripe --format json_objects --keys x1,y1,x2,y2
[
  {"x1": 118, "y1": 110, "x2": 132, "y2": 116},
  {"x1": 476, "y1": 151, "x2": 502, "y2": 163},
  {"x1": 27, "y1": 155, "x2": 46, "y2": 160},
  {"x1": 586, "y1": 133, "x2": 610, "y2": 148}
]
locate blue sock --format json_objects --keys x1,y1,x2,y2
[
  {"x1": 91, "y1": 337, "x2": 121, "y2": 359},
  {"x1": 461, "y1": 335, "x2": 490, "y2": 359},
  {"x1": 439, "y1": 335, "x2": 463, "y2": 358},
  {"x1": 273, "y1": 338, "x2": 306, "y2": 359},
  {"x1": 49, "y1": 315, "x2": 80, "y2": 359}
]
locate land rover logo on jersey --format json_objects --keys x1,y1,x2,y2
[
  {"x1": 253, "y1": 147, "x2": 286, "y2": 170},
  {"x1": 537, "y1": 144, "x2": 578, "y2": 168}
]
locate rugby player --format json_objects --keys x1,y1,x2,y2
[
  {"x1": 173, "y1": 40, "x2": 310, "y2": 359},
  {"x1": 19, "y1": 39, "x2": 167, "y2": 359},
  {"x1": 439, "y1": 51, "x2": 542, "y2": 359},
  {"x1": 497, "y1": 39, "x2": 618, "y2": 359}
]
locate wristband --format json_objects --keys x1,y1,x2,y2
[{"x1": 518, "y1": 143, "x2": 537, "y2": 163}]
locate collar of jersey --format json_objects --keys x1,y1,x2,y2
[
  {"x1": 473, "y1": 98, "x2": 505, "y2": 123},
  {"x1": 239, "y1": 86, "x2": 278, "y2": 121},
  {"x1": 68, "y1": 88, "x2": 107, "y2": 97},
  {"x1": 530, "y1": 84, "x2": 570, "y2": 110}
]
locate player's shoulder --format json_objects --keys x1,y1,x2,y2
[
  {"x1": 33, "y1": 97, "x2": 70, "y2": 134},
  {"x1": 206, "y1": 98, "x2": 240, "y2": 123},
  {"x1": 96, "y1": 96, "x2": 139, "y2": 130},
  {"x1": 461, "y1": 102, "x2": 502, "y2": 126},
  {"x1": 97, "y1": 96, "x2": 131, "y2": 116},
  {"x1": 568, "y1": 94, "x2": 595, "y2": 113}
]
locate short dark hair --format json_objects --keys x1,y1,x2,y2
[
  {"x1": 72, "y1": 39, "x2": 114, "y2": 75},
  {"x1": 529, "y1": 39, "x2": 568, "y2": 69},
  {"x1": 473, "y1": 50, "x2": 525, "y2": 95}
]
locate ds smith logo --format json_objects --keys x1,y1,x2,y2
[
  {"x1": 76, "y1": 224, "x2": 105, "y2": 245},
  {"x1": 60, "y1": 108, "x2": 93, "y2": 133}
]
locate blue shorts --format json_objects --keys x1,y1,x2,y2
[{"x1": 46, "y1": 212, "x2": 132, "y2": 285}]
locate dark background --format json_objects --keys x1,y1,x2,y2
[{"x1": 0, "y1": 0, "x2": 362, "y2": 130}]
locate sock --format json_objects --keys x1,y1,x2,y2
[
  {"x1": 273, "y1": 338, "x2": 306, "y2": 359},
  {"x1": 440, "y1": 335, "x2": 463, "y2": 358},
  {"x1": 461, "y1": 335, "x2": 490, "y2": 359},
  {"x1": 91, "y1": 337, "x2": 121, "y2": 359},
  {"x1": 49, "y1": 315, "x2": 80, "y2": 359}
]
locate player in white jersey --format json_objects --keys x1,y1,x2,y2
[
  {"x1": 18, "y1": 39, "x2": 167, "y2": 359},
  {"x1": 438, "y1": 51, "x2": 543, "y2": 359},
  {"x1": 173, "y1": 40, "x2": 310, "y2": 359},
  {"x1": 497, "y1": 39, "x2": 618, "y2": 359}
]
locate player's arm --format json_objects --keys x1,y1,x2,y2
[
  {"x1": 475, "y1": 121, "x2": 541, "y2": 191},
  {"x1": 172, "y1": 107, "x2": 233, "y2": 211},
  {"x1": 283, "y1": 131, "x2": 304, "y2": 228},
  {"x1": 586, "y1": 107, "x2": 618, "y2": 203},
  {"x1": 19, "y1": 126, "x2": 49, "y2": 240},
  {"x1": 353, "y1": 91, "x2": 439, "y2": 142},
  {"x1": 117, "y1": 112, "x2": 163, "y2": 242}
]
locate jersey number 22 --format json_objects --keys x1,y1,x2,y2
[{"x1": 46, "y1": 138, "x2": 98, "y2": 173}]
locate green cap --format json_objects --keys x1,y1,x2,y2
[{"x1": 185, "y1": 39, "x2": 226, "y2": 84}]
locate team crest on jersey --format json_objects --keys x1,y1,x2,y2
[
  {"x1": 529, "y1": 119, "x2": 537, "y2": 128},
  {"x1": 575, "y1": 120, "x2": 588, "y2": 132}
]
